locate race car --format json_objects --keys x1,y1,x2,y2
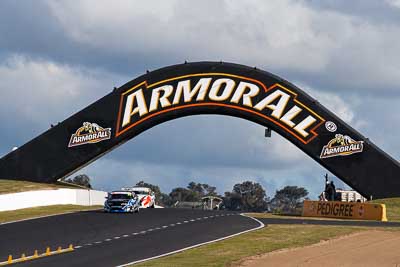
[
  {"x1": 104, "y1": 190, "x2": 140, "y2": 213},
  {"x1": 122, "y1": 187, "x2": 155, "y2": 208}
]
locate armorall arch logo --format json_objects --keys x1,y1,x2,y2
[
  {"x1": 68, "y1": 122, "x2": 112, "y2": 147},
  {"x1": 116, "y1": 73, "x2": 325, "y2": 144},
  {"x1": 320, "y1": 134, "x2": 364, "y2": 159}
]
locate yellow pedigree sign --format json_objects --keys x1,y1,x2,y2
[{"x1": 302, "y1": 200, "x2": 387, "y2": 221}]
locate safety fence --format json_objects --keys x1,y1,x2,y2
[{"x1": 0, "y1": 189, "x2": 107, "y2": 212}]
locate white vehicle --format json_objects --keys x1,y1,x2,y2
[{"x1": 121, "y1": 187, "x2": 155, "y2": 208}]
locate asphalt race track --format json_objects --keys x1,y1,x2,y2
[
  {"x1": 2, "y1": 210, "x2": 400, "y2": 267},
  {"x1": 0, "y1": 209, "x2": 260, "y2": 267}
]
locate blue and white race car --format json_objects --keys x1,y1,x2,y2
[{"x1": 104, "y1": 190, "x2": 140, "y2": 213}]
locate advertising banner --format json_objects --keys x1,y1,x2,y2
[{"x1": 302, "y1": 200, "x2": 387, "y2": 221}]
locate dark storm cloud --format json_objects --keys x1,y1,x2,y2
[
  {"x1": 1, "y1": 0, "x2": 400, "y2": 95},
  {"x1": 0, "y1": 1, "x2": 172, "y2": 76}
]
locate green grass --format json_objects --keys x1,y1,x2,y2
[
  {"x1": 0, "y1": 205, "x2": 101, "y2": 223},
  {"x1": 0, "y1": 179, "x2": 80, "y2": 195},
  {"x1": 134, "y1": 198, "x2": 400, "y2": 267},
  {"x1": 134, "y1": 225, "x2": 369, "y2": 267}
]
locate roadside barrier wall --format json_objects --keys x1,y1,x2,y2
[
  {"x1": 302, "y1": 200, "x2": 387, "y2": 221},
  {"x1": 0, "y1": 189, "x2": 107, "y2": 212}
]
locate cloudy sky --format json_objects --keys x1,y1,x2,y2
[{"x1": 1, "y1": 0, "x2": 399, "y2": 199}]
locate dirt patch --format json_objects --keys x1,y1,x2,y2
[{"x1": 237, "y1": 230, "x2": 400, "y2": 267}]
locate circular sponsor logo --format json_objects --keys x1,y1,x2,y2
[{"x1": 325, "y1": 121, "x2": 337, "y2": 132}]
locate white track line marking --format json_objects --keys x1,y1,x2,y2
[
  {"x1": 75, "y1": 212, "x2": 238, "y2": 248},
  {"x1": 117, "y1": 214, "x2": 265, "y2": 267},
  {"x1": 75, "y1": 246, "x2": 82, "y2": 249}
]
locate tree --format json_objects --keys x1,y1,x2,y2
[
  {"x1": 187, "y1": 182, "x2": 218, "y2": 198},
  {"x1": 64, "y1": 174, "x2": 92, "y2": 188},
  {"x1": 169, "y1": 187, "x2": 198, "y2": 203},
  {"x1": 186, "y1": 182, "x2": 219, "y2": 199},
  {"x1": 168, "y1": 182, "x2": 220, "y2": 205},
  {"x1": 187, "y1": 182, "x2": 202, "y2": 195},
  {"x1": 159, "y1": 193, "x2": 173, "y2": 207},
  {"x1": 202, "y1": 184, "x2": 218, "y2": 197},
  {"x1": 271, "y1": 186, "x2": 308, "y2": 213},
  {"x1": 223, "y1": 191, "x2": 242, "y2": 210},
  {"x1": 224, "y1": 181, "x2": 268, "y2": 211}
]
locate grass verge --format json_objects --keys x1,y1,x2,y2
[
  {"x1": 0, "y1": 205, "x2": 101, "y2": 223},
  {"x1": 134, "y1": 224, "x2": 368, "y2": 267},
  {"x1": 134, "y1": 197, "x2": 400, "y2": 267},
  {"x1": 0, "y1": 179, "x2": 80, "y2": 195},
  {"x1": 372, "y1": 198, "x2": 400, "y2": 222}
]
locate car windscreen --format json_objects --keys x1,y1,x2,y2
[
  {"x1": 133, "y1": 191, "x2": 148, "y2": 195},
  {"x1": 109, "y1": 194, "x2": 132, "y2": 200}
]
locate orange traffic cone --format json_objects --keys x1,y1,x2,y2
[{"x1": 45, "y1": 247, "x2": 51, "y2": 256}]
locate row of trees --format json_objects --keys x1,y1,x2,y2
[
  {"x1": 134, "y1": 181, "x2": 218, "y2": 206},
  {"x1": 65, "y1": 174, "x2": 309, "y2": 212},
  {"x1": 223, "y1": 181, "x2": 308, "y2": 213},
  {"x1": 136, "y1": 180, "x2": 308, "y2": 213}
]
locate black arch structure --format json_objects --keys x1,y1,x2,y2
[{"x1": 0, "y1": 62, "x2": 399, "y2": 199}]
